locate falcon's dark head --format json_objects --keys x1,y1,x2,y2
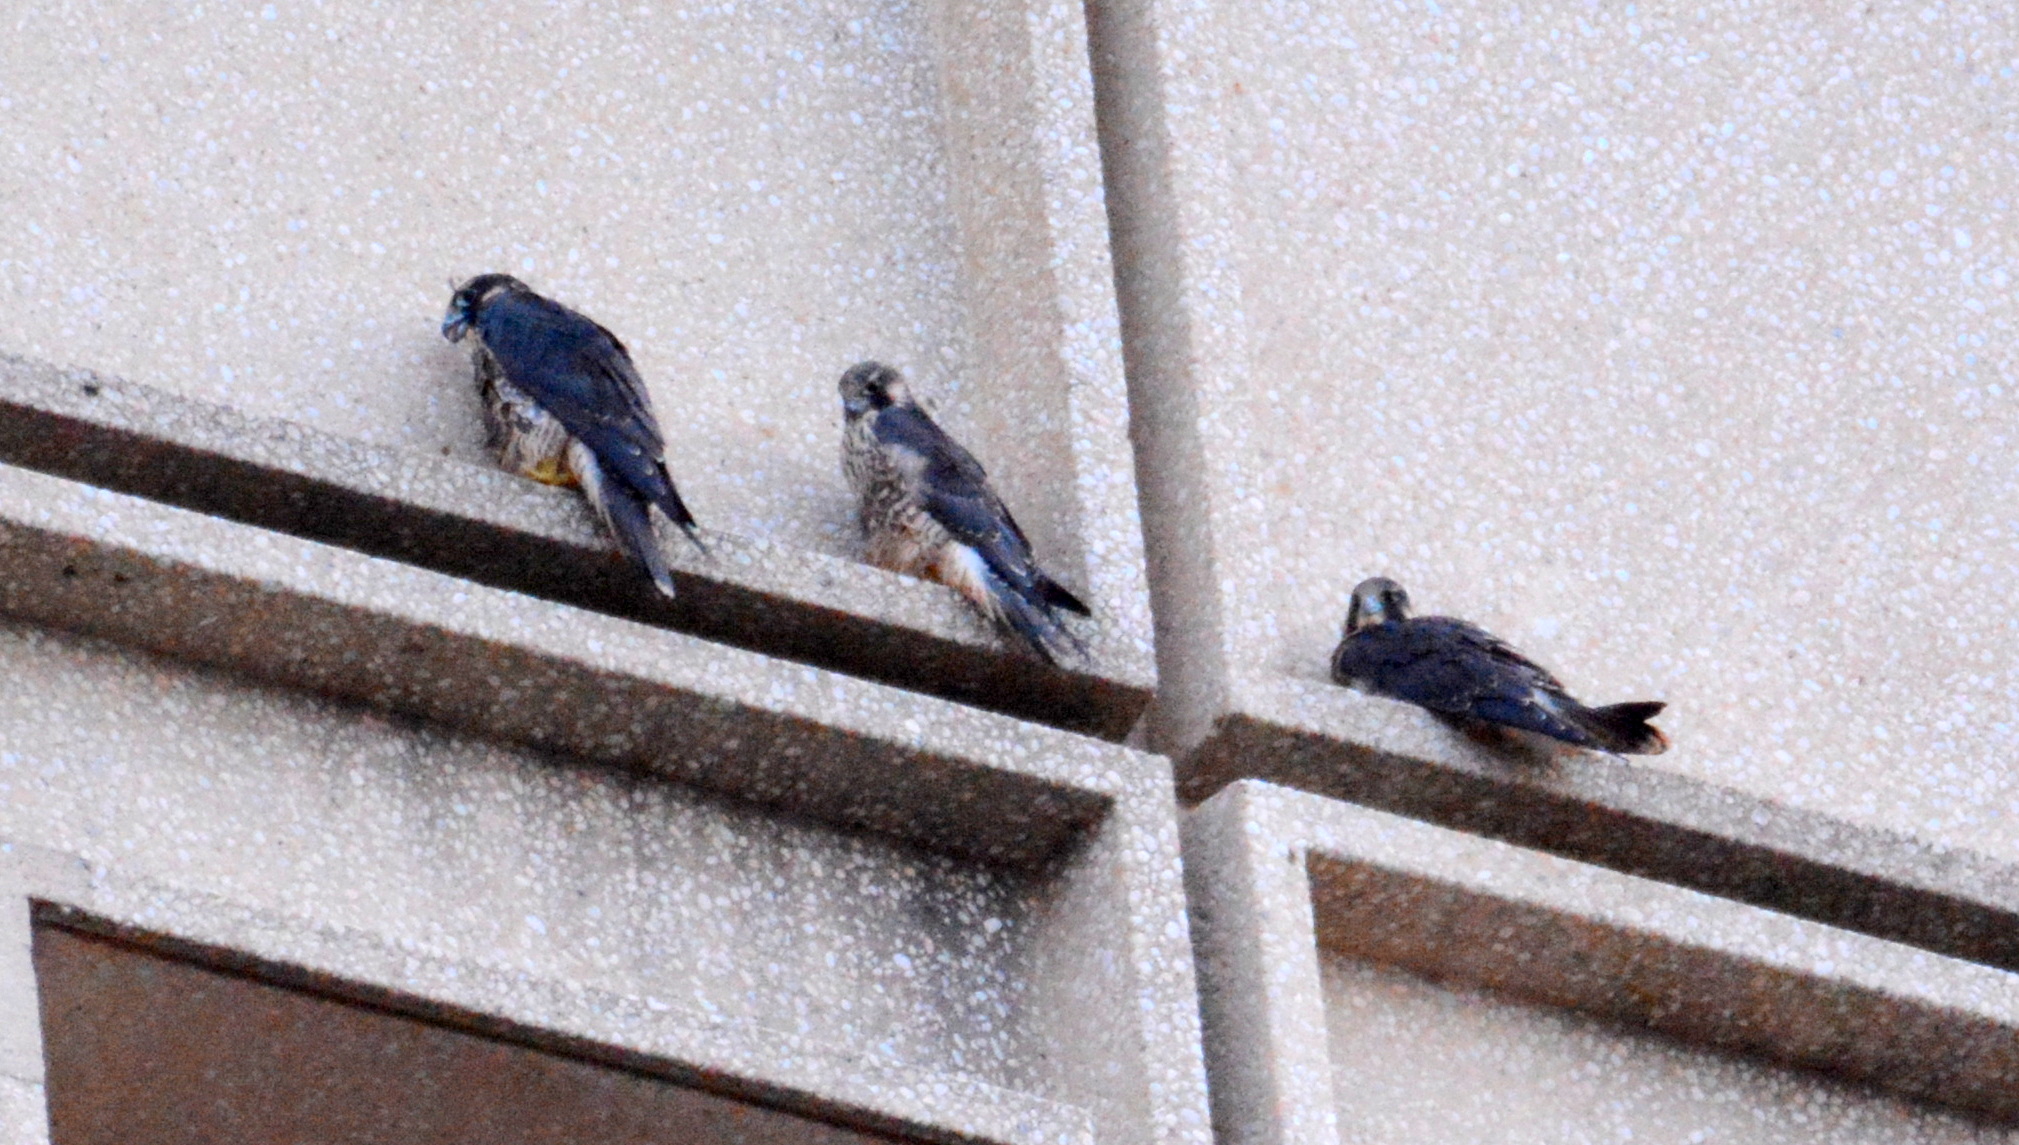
[
  {"x1": 1344, "y1": 576, "x2": 1412, "y2": 636},
  {"x1": 441, "y1": 273, "x2": 531, "y2": 343},
  {"x1": 838, "y1": 360, "x2": 912, "y2": 418}
]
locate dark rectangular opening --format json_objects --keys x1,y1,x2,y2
[{"x1": 35, "y1": 922, "x2": 912, "y2": 1145}]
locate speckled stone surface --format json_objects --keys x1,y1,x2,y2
[
  {"x1": 0, "y1": 459, "x2": 1125, "y2": 865},
  {"x1": 1098, "y1": 1, "x2": 2019, "y2": 867},
  {"x1": 0, "y1": 459, "x2": 1213, "y2": 1143},
  {"x1": 1322, "y1": 957, "x2": 2013, "y2": 1145},
  {"x1": 0, "y1": 621, "x2": 1210, "y2": 1144},
  {"x1": 0, "y1": 1077, "x2": 47, "y2": 1145},
  {"x1": 0, "y1": 0, "x2": 1154, "y2": 717},
  {"x1": 0, "y1": 847, "x2": 68, "y2": 1145},
  {"x1": 0, "y1": 899, "x2": 37, "y2": 1091},
  {"x1": 0, "y1": 351, "x2": 1151, "y2": 737},
  {"x1": 1184, "y1": 782, "x2": 2019, "y2": 1144}
]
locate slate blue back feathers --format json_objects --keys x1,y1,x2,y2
[
  {"x1": 1330, "y1": 577, "x2": 1668, "y2": 754},
  {"x1": 443, "y1": 274, "x2": 701, "y2": 597},
  {"x1": 877, "y1": 404, "x2": 1089, "y2": 614}
]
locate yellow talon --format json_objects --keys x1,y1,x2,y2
[{"x1": 523, "y1": 456, "x2": 578, "y2": 488}]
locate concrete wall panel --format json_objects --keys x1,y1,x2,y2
[
  {"x1": 1093, "y1": 0, "x2": 2019, "y2": 960},
  {"x1": 0, "y1": 846, "x2": 82, "y2": 1145},
  {"x1": 0, "y1": 1078, "x2": 45, "y2": 1145},
  {"x1": 11, "y1": 0, "x2": 2014, "y2": 1134},
  {"x1": 1184, "y1": 781, "x2": 2019, "y2": 1144},
  {"x1": 1320, "y1": 955, "x2": 2007, "y2": 1145},
  {"x1": 0, "y1": 465, "x2": 1211, "y2": 1143},
  {"x1": 0, "y1": 0, "x2": 1153, "y2": 723}
]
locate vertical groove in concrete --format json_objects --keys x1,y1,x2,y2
[
  {"x1": 1082, "y1": 0, "x2": 1235, "y2": 759},
  {"x1": 1180, "y1": 788, "x2": 1338, "y2": 1145}
]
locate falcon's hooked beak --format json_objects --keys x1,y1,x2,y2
[{"x1": 441, "y1": 294, "x2": 473, "y2": 343}]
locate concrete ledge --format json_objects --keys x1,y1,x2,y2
[
  {"x1": 0, "y1": 0, "x2": 1157, "y2": 739},
  {"x1": 0, "y1": 477, "x2": 1213, "y2": 1140},
  {"x1": 0, "y1": 510, "x2": 1213, "y2": 1145},
  {"x1": 1185, "y1": 781, "x2": 2019, "y2": 1143},
  {"x1": 0, "y1": 353, "x2": 1150, "y2": 740},
  {"x1": 0, "y1": 459, "x2": 1139, "y2": 867},
  {"x1": 1182, "y1": 671, "x2": 2019, "y2": 975}
]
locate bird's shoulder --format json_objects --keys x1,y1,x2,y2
[
  {"x1": 479, "y1": 293, "x2": 662, "y2": 452},
  {"x1": 871, "y1": 404, "x2": 1039, "y2": 556},
  {"x1": 872, "y1": 405, "x2": 986, "y2": 482},
  {"x1": 479, "y1": 290, "x2": 603, "y2": 355},
  {"x1": 1336, "y1": 616, "x2": 1560, "y2": 699}
]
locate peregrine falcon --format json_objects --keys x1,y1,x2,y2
[
  {"x1": 839, "y1": 361, "x2": 1090, "y2": 664},
  {"x1": 1330, "y1": 576, "x2": 1668, "y2": 754},
  {"x1": 441, "y1": 274, "x2": 702, "y2": 598}
]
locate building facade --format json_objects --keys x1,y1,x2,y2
[{"x1": 2, "y1": 1, "x2": 2016, "y2": 1141}]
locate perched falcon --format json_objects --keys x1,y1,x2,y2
[
  {"x1": 1330, "y1": 576, "x2": 1668, "y2": 754},
  {"x1": 838, "y1": 361, "x2": 1090, "y2": 664},
  {"x1": 441, "y1": 274, "x2": 702, "y2": 598}
]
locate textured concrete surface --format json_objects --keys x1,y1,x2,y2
[
  {"x1": 1321, "y1": 956, "x2": 2014, "y2": 1145},
  {"x1": 0, "y1": 843, "x2": 87, "y2": 1118},
  {"x1": 17, "y1": 0, "x2": 2017, "y2": 1136},
  {"x1": 0, "y1": 465, "x2": 1210, "y2": 1145},
  {"x1": 1184, "y1": 782, "x2": 2019, "y2": 1144},
  {"x1": 0, "y1": 459, "x2": 1137, "y2": 865},
  {"x1": 36, "y1": 861, "x2": 1076, "y2": 1145},
  {"x1": 0, "y1": 611, "x2": 1211, "y2": 1145},
  {"x1": 0, "y1": 846, "x2": 80, "y2": 1145},
  {"x1": 0, "y1": 0, "x2": 1153, "y2": 725},
  {"x1": 0, "y1": 1077, "x2": 46, "y2": 1145},
  {"x1": 0, "y1": 352, "x2": 1149, "y2": 738},
  {"x1": 1097, "y1": 0, "x2": 2019, "y2": 873},
  {"x1": 0, "y1": 898, "x2": 36, "y2": 1090}
]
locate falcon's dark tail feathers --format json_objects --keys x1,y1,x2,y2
[
  {"x1": 648, "y1": 461, "x2": 708, "y2": 556},
  {"x1": 1571, "y1": 700, "x2": 1670, "y2": 755},
  {"x1": 986, "y1": 566, "x2": 1089, "y2": 666},
  {"x1": 1036, "y1": 574, "x2": 1092, "y2": 617},
  {"x1": 576, "y1": 446, "x2": 678, "y2": 600}
]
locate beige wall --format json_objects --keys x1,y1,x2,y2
[
  {"x1": 2, "y1": 2, "x2": 951, "y2": 551},
  {"x1": 1117, "y1": 0, "x2": 2019, "y2": 859},
  {"x1": 1322, "y1": 954, "x2": 2005, "y2": 1145},
  {"x1": 0, "y1": 619, "x2": 1031, "y2": 1079},
  {"x1": 5, "y1": 0, "x2": 2019, "y2": 1140},
  {"x1": 1184, "y1": 781, "x2": 2019, "y2": 1145},
  {"x1": 0, "y1": 0, "x2": 1142, "y2": 616}
]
